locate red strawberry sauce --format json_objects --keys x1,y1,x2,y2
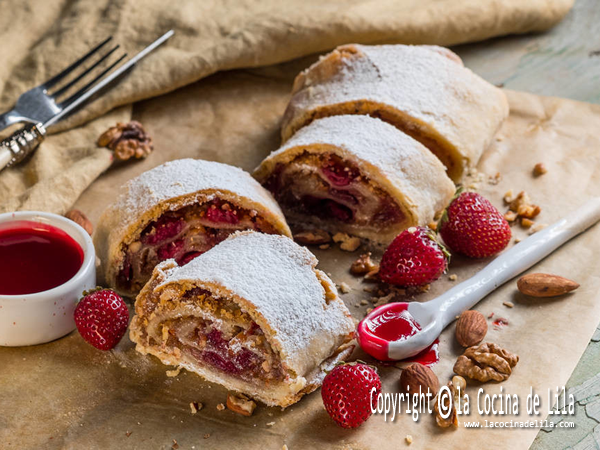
[
  {"x1": 0, "y1": 221, "x2": 83, "y2": 295},
  {"x1": 357, "y1": 303, "x2": 440, "y2": 365}
]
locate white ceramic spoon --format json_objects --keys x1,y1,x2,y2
[{"x1": 358, "y1": 197, "x2": 600, "y2": 361}]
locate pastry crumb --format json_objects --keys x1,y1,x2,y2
[
  {"x1": 319, "y1": 244, "x2": 330, "y2": 250},
  {"x1": 488, "y1": 172, "x2": 502, "y2": 185},
  {"x1": 203, "y1": 434, "x2": 210, "y2": 439},
  {"x1": 266, "y1": 422, "x2": 275, "y2": 426},
  {"x1": 172, "y1": 439, "x2": 179, "y2": 450},
  {"x1": 125, "y1": 431, "x2": 132, "y2": 437},
  {"x1": 405, "y1": 434, "x2": 413, "y2": 445},
  {"x1": 514, "y1": 237, "x2": 522, "y2": 243},
  {"x1": 293, "y1": 229, "x2": 331, "y2": 245},
  {"x1": 503, "y1": 301, "x2": 514, "y2": 308},
  {"x1": 338, "y1": 282, "x2": 351, "y2": 294},
  {"x1": 333, "y1": 232, "x2": 361, "y2": 252},
  {"x1": 448, "y1": 274, "x2": 458, "y2": 281},
  {"x1": 217, "y1": 403, "x2": 225, "y2": 411},
  {"x1": 533, "y1": 163, "x2": 548, "y2": 176},
  {"x1": 166, "y1": 367, "x2": 181, "y2": 377},
  {"x1": 282, "y1": 445, "x2": 289, "y2": 450},
  {"x1": 360, "y1": 299, "x2": 368, "y2": 305}
]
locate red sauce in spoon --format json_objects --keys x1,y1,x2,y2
[
  {"x1": 0, "y1": 221, "x2": 83, "y2": 295},
  {"x1": 357, "y1": 303, "x2": 440, "y2": 365}
]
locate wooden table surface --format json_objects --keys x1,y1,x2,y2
[{"x1": 455, "y1": 0, "x2": 600, "y2": 448}]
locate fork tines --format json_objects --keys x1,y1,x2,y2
[{"x1": 43, "y1": 37, "x2": 127, "y2": 109}]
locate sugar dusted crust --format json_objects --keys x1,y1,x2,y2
[
  {"x1": 254, "y1": 115, "x2": 455, "y2": 244},
  {"x1": 281, "y1": 44, "x2": 509, "y2": 181},
  {"x1": 93, "y1": 159, "x2": 292, "y2": 296},
  {"x1": 129, "y1": 231, "x2": 356, "y2": 407}
]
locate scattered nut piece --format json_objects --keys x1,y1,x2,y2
[
  {"x1": 360, "y1": 299, "x2": 368, "y2": 305},
  {"x1": 405, "y1": 435, "x2": 413, "y2": 445},
  {"x1": 503, "y1": 301, "x2": 514, "y2": 308},
  {"x1": 517, "y1": 273, "x2": 579, "y2": 297},
  {"x1": 125, "y1": 431, "x2": 132, "y2": 437},
  {"x1": 282, "y1": 446, "x2": 289, "y2": 450},
  {"x1": 203, "y1": 434, "x2": 210, "y2": 439},
  {"x1": 319, "y1": 244, "x2": 330, "y2": 250},
  {"x1": 428, "y1": 221, "x2": 438, "y2": 231},
  {"x1": 172, "y1": 439, "x2": 179, "y2": 450},
  {"x1": 65, "y1": 209, "x2": 93, "y2": 235},
  {"x1": 533, "y1": 163, "x2": 548, "y2": 176},
  {"x1": 521, "y1": 218, "x2": 535, "y2": 228},
  {"x1": 504, "y1": 210, "x2": 518, "y2": 222},
  {"x1": 190, "y1": 402, "x2": 203, "y2": 414},
  {"x1": 266, "y1": 422, "x2": 275, "y2": 427},
  {"x1": 226, "y1": 393, "x2": 256, "y2": 416},
  {"x1": 98, "y1": 121, "x2": 153, "y2": 161},
  {"x1": 338, "y1": 282, "x2": 351, "y2": 294},
  {"x1": 434, "y1": 376, "x2": 466, "y2": 428},
  {"x1": 503, "y1": 190, "x2": 515, "y2": 204},
  {"x1": 514, "y1": 237, "x2": 522, "y2": 243},
  {"x1": 364, "y1": 267, "x2": 380, "y2": 281},
  {"x1": 341, "y1": 237, "x2": 361, "y2": 252},
  {"x1": 455, "y1": 310, "x2": 487, "y2": 347},
  {"x1": 454, "y1": 342, "x2": 519, "y2": 382},
  {"x1": 448, "y1": 274, "x2": 458, "y2": 281},
  {"x1": 293, "y1": 229, "x2": 331, "y2": 245},
  {"x1": 350, "y1": 253, "x2": 379, "y2": 275},
  {"x1": 216, "y1": 403, "x2": 225, "y2": 411},
  {"x1": 400, "y1": 363, "x2": 440, "y2": 397}
]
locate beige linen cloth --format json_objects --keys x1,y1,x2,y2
[{"x1": 0, "y1": 0, "x2": 574, "y2": 213}]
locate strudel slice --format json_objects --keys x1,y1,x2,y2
[
  {"x1": 94, "y1": 159, "x2": 291, "y2": 296},
  {"x1": 129, "y1": 231, "x2": 356, "y2": 407},
  {"x1": 254, "y1": 115, "x2": 455, "y2": 244},
  {"x1": 281, "y1": 44, "x2": 509, "y2": 181}
]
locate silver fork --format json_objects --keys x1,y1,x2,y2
[
  {"x1": 0, "y1": 30, "x2": 174, "y2": 171},
  {"x1": 0, "y1": 37, "x2": 127, "y2": 131}
]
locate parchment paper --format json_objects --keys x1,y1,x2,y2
[{"x1": 1, "y1": 56, "x2": 600, "y2": 450}]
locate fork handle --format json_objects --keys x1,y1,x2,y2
[
  {"x1": 0, "y1": 109, "x2": 27, "y2": 132},
  {"x1": 0, "y1": 124, "x2": 46, "y2": 171}
]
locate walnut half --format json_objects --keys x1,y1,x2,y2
[
  {"x1": 453, "y1": 342, "x2": 519, "y2": 382},
  {"x1": 98, "y1": 121, "x2": 153, "y2": 161}
]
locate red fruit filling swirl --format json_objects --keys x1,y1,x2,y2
[
  {"x1": 264, "y1": 152, "x2": 403, "y2": 228},
  {"x1": 117, "y1": 199, "x2": 276, "y2": 292},
  {"x1": 145, "y1": 289, "x2": 283, "y2": 383}
]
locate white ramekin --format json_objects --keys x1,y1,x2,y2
[{"x1": 0, "y1": 211, "x2": 96, "y2": 346}]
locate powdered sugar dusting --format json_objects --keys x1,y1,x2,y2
[
  {"x1": 113, "y1": 159, "x2": 284, "y2": 234},
  {"x1": 285, "y1": 44, "x2": 508, "y2": 172},
  {"x1": 259, "y1": 115, "x2": 455, "y2": 231},
  {"x1": 157, "y1": 231, "x2": 355, "y2": 377}
]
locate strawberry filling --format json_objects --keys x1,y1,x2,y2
[
  {"x1": 145, "y1": 289, "x2": 284, "y2": 383},
  {"x1": 117, "y1": 199, "x2": 276, "y2": 292},
  {"x1": 264, "y1": 152, "x2": 403, "y2": 228}
]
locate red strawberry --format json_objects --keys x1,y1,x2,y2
[
  {"x1": 74, "y1": 288, "x2": 129, "y2": 351},
  {"x1": 322, "y1": 362, "x2": 381, "y2": 428},
  {"x1": 439, "y1": 191, "x2": 511, "y2": 258},
  {"x1": 379, "y1": 226, "x2": 448, "y2": 286}
]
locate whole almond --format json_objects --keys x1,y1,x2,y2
[
  {"x1": 65, "y1": 209, "x2": 93, "y2": 235},
  {"x1": 399, "y1": 363, "x2": 439, "y2": 397},
  {"x1": 455, "y1": 310, "x2": 487, "y2": 347},
  {"x1": 517, "y1": 273, "x2": 579, "y2": 297}
]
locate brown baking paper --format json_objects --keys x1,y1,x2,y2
[{"x1": 2, "y1": 57, "x2": 600, "y2": 449}]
